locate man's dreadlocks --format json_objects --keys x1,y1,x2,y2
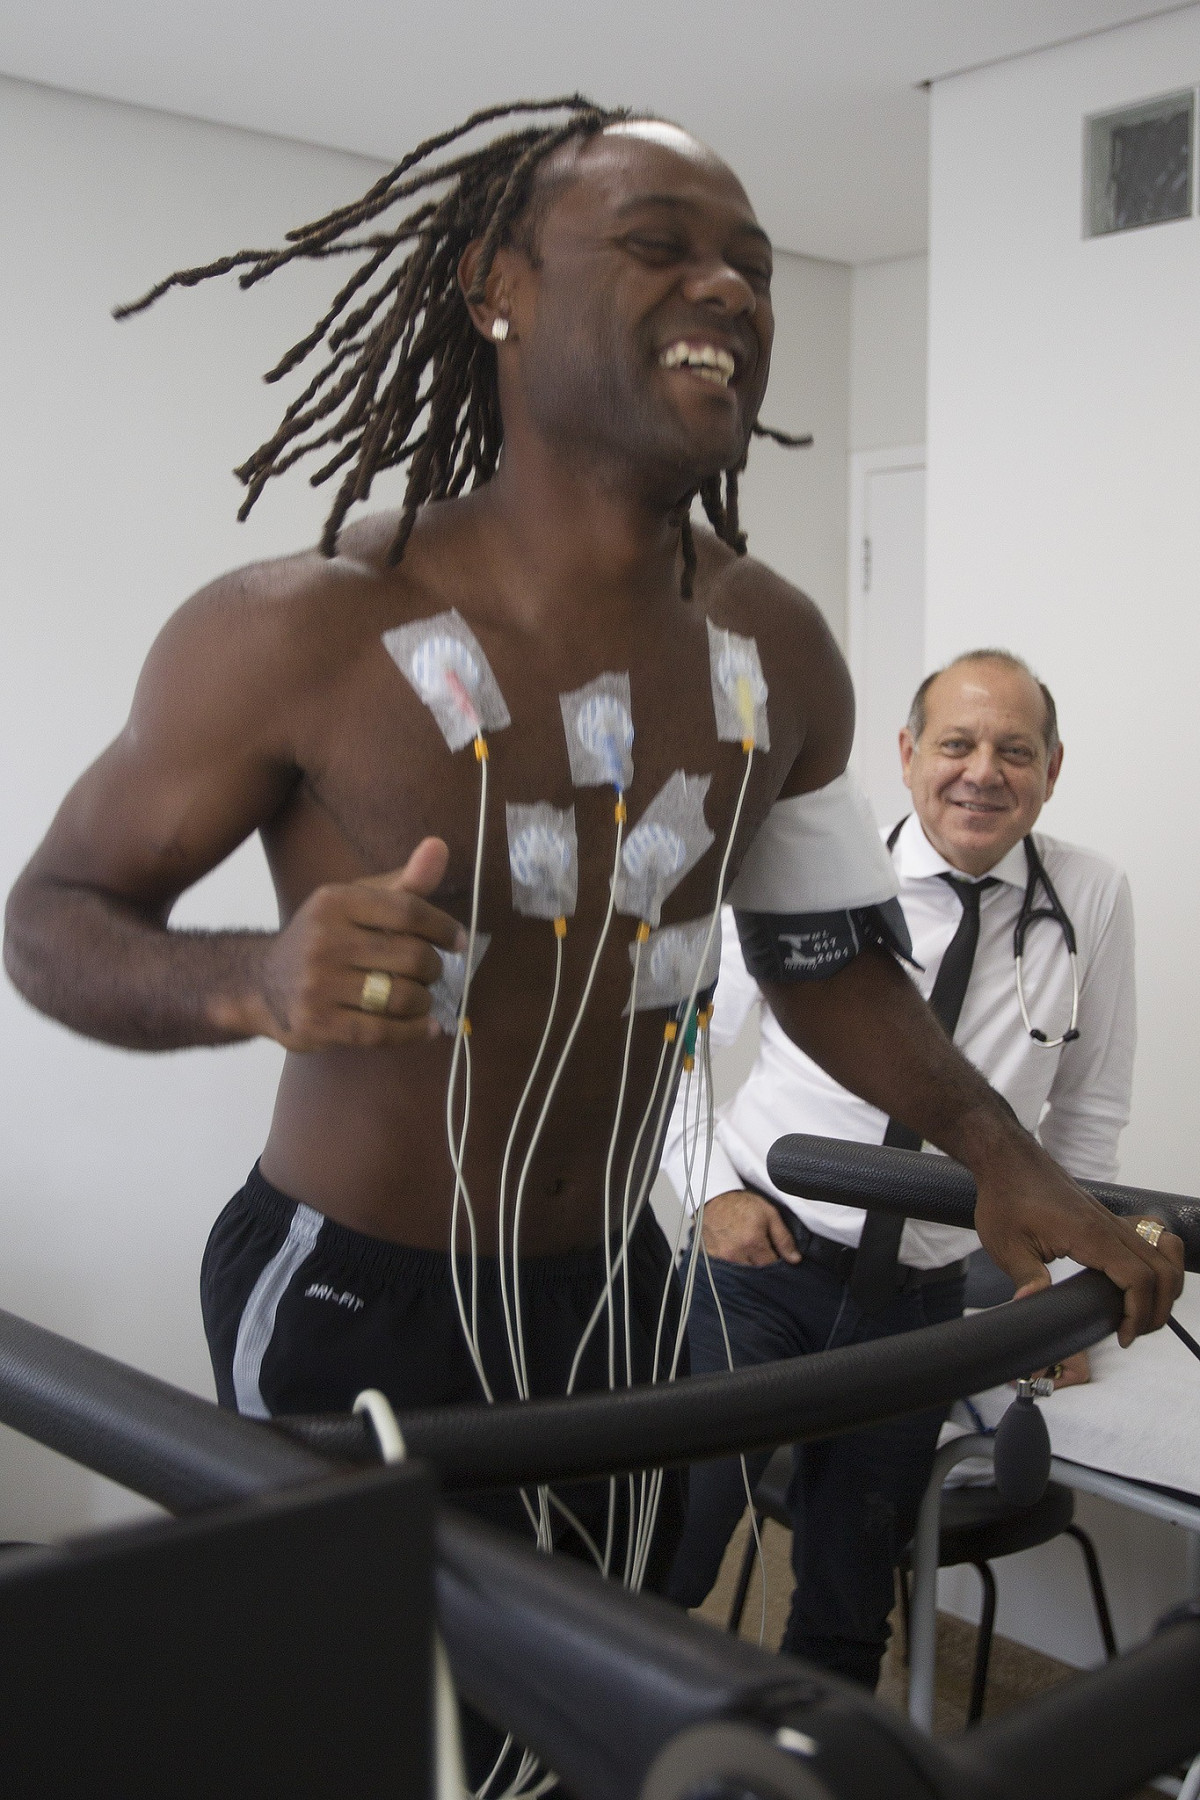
[{"x1": 116, "y1": 96, "x2": 809, "y2": 596}]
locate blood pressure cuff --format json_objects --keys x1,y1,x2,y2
[
  {"x1": 734, "y1": 897, "x2": 914, "y2": 983},
  {"x1": 726, "y1": 772, "x2": 915, "y2": 984}
]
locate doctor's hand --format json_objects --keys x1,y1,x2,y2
[
  {"x1": 972, "y1": 1136, "x2": 1184, "y2": 1347},
  {"x1": 701, "y1": 1191, "x2": 803, "y2": 1267}
]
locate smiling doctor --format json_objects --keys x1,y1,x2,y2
[{"x1": 663, "y1": 647, "x2": 1138, "y2": 1689}]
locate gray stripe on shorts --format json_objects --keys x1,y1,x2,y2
[{"x1": 232, "y1": 1201, "x2": 324, "y2": 1418}]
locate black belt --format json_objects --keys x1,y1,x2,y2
[{"x1": 754, "y1": 1190, "x2": 968, "y2": 1294}]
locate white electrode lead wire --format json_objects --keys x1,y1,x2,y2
[
  {"x1": 497, "y1": 927, "x2": 566, "y2": 1398},
  {"x1": 606, "y1": 744, "x2": 756, "y2": 1349},
  {"x1": 545, "y1": 1489, "x2": 606, "y2": 1573},
  {"x1": 502, "y1": 802, "x2": 624, "y2": 1577},
  {"x1": 445, "y1": 735, "x2": 492, "y2": 1398},
  {"x1": 632, "y1": 1025, "x2": 765, "y2": 1633},
  {"x1": 352, "y1": 1389, "x2": 469, "y2": 1800},
  {"x1": 608, "y1": 743, "x2": 755, "y2": 1588},
  {"x1": 563, "y1": 1029, "x2": 671, "y2": 1395},
  {"x1": 667, "y1": 1023, "x2": 715, "y2": 1381},
  {"x1": 605, "y1": 930, "x2": 647, "y2": 1393},
  {"x1": 649, "y1": 1060, "x2": 702, "y2": 1386},
  {"x1": 626, "y1": 1030, "x2": 709, "y2": 1584},
  {"x1": 574, "y1": 743, "x2": 756, "y2": 1398},
  {"x1": 569, "y1": 743, "x2": 755, "y2": 1587},
  {"x1": 631, "y1": 1027, "x2": 713, "y2": 1588},
  {"x1": 563, "y1": 740, "x2": 754, "y2": 1415},
  {"x1": 510, "y1": 801, "x2": 626, "y2": 1394},
  {"x1": 448, "y1": 1030, "x2": 493, "y2": 1399},
  {"x1": 602, "y1": 931, "x2": 648, "y2": 1581}
]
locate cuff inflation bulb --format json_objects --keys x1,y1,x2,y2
[{"x1": 993, "y1": 1378, "x2": 1053, "y2": 1507}]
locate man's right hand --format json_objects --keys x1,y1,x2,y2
[
  {"x1": 701, "y1": 1190, "x2": 804, "y2": 1266},
  {"x1": 254, "y1": 837, "x2": 467, "y2": 1051}
]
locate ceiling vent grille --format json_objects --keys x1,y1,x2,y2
[{"x1": 1085, "y1": 89, "x2": 1195, "y2": 237}]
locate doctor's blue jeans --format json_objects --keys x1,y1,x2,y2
[{"x1": 666, "y1": 1248, "x2": 966, "y2": 1689}]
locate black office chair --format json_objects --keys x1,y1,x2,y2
[{"x1": 727, "y1": 1445, "x2": 1117, "y2": 1724}]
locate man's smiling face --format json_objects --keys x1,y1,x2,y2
[
  {"x1": 899, "y1": 658, "x2": 1064, "y2": 876},
  {"x1": 498, "y1": 120, "x2": 774, "y2": 498}
]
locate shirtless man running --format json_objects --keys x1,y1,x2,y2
[{"x1": 4, "y1": 103, "x2": 1181, "y2": 1577}]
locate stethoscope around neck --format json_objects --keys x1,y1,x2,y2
[{"x1": 887, "y1": 819, "x2": 1080, "y2": 1050}]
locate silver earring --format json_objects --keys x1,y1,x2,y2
[{"x1": 491, "y1": 317, "x2": 510, "y2": 342}]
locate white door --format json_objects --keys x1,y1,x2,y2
[{"x1": 848, "y1": 451, "x2": 926, "y2": 832}]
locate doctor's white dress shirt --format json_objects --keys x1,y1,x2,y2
[{"x1": 660, "y1": 814, "x2": 1136, "y2": 1270}]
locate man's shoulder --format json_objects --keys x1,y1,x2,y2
[
  {"x1": 162, "y1": 511, "x2": 439, "y2": 682},
  {"x1": 1032, "y1": 830, "x2": 1127, "y2": 896},
  {"x1": 693, "y1": 531, "x2": 846, "y2": 737},
  {"x1": 694, "y1": 528, "x2": 827, "y2": 648},
  {"x1": 1030, "y1": 831, "x2": 1133, "y2": 962}
]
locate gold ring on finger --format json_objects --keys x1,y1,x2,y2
[
  {"x1": 1135, "y1": 1217, "x2": 1166, "y2": 1249},
  {"x1": 360, "y1": 970, "x2": 393, "y2": 1014}
]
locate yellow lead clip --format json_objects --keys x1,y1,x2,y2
[
  {"x1": 614, "y1": 797, "x2": 628, "y2": 824},
  {"x1": 460, "y1": 1017, "x2": 472, "y2": 1037},
  {"x1": 664, "y1": 1021, "x2": 678, "y2": 1043},
  {"x1": 553, "y1": 916, "x2": 568, "y2": 939},
  {"x1": 473, "y1": 736, "x2": 488, "y2": 762},
  {"x1": 636, "y1": 921, "x2": 651, "y2": 944},
  {"x1": 735, "y1": 673, "x2": 758, "y2": 745}
]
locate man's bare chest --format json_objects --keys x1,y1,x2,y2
[
  {"x1": 309, "y1": 676, "x2": 759, "y2": 914},
  {"x1": 273, "y1": 608, "x2": 798, "y2": 936}
]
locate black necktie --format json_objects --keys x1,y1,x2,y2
[{"x1": 848, "y1": 872, "x2": 1000, "y2": 1313}]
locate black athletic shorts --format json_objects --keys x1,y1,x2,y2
[{"x1": 201, "y1": 1162, "x2": 688, "y2": 1578}]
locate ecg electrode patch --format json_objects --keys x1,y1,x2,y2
[
  {"x1": 626, "y1": 916, "x2": 722, "y2": 1013},
  {"x1": 506, "y1": 803, "x2": 579, "y2": 920},
  {"x1": 429, "y1": 933, "x2": 491, "y2": 1033},
  {"x1": 382, "y1": 610, "x2": 511, "y2": 752},
  {"x1": 615, "y1": 772, "x2": 714, "y2": 927},
  {"x1": 706, "y1": 619, "x2": 770, "y2": 751},
  {"x1": 559, "y1": 673, "x2": 635, "y2": 791}
]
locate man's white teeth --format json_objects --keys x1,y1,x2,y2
[{"x1": 659, "y1": 342, "x2": 736, "y2": 385}]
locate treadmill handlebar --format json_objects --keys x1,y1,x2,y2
[
  {"x1": 276, "y1": 1270, "x2": 1122, "y2": 1490},
  {"x1": 0, "y1": 1269, "x2": 1120, "y2": 1504},
  {"x1": 0, "y1": 1303, "x2": 1197, "y2": 1800},
  {"x1": 766, "y1": 1134, "x2": 1200, "y2": 1273},
  {"x1": 0, "y1": 1306, "x2": 329, "y2": 1514}
]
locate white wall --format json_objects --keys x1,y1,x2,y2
[
  {"x1": 740, "y1": 251, "x2": 852, "y2": 646},
  {"x1": 926, "y1": 8, "x2": 1200, "y2": 1663},
  {"x1": 927, "y1": 7, "x2": 1200, "y2": 1198},
  {"x1": 0, "y1": 76, "x2": 856, "y2": 1538},
  {"x1": 849, "y1": 254, "x2": 928, "y2": 453},
  {"x1": 0, "y1": 76, "x2": 397, "y2": 1536}
]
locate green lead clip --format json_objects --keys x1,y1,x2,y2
[{"x1": 682, "y1": 1005, "x2": 700, "y2": 1061}]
